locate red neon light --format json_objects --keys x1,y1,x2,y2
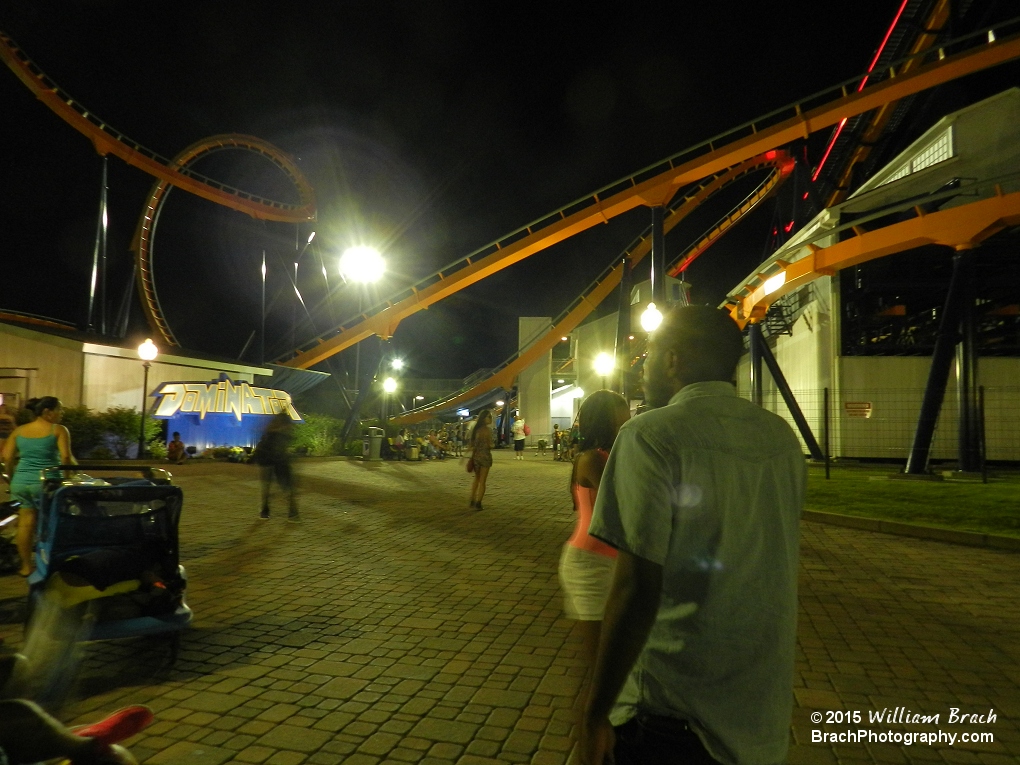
[
  {"x1": 811, "y1": 0, "x2": 910, "y2": 183},
  {"x1": 784, "y1": 220, "x2": 795, "y2": 233}
]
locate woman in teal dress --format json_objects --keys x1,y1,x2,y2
[{"x1": 1, "y1": 397, "x2": 74, "y2": 576}]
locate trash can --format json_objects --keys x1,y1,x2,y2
[
  {"x1": 407, "y1": 445, "x2": 420, "y2": 461},
  {"x1": 364, "y1": 427, "x2": 384, "y2": 461}
]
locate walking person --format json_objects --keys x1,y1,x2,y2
[
  {"x1": 511, "y1": 413, "x2": 526, "y2": 460},
  {"x1": 578, "y1": 306, "x2": 806, "y2": 765},
  {"x1": 253, "y1": 413, "x2": 298, "y2": 521},
  {"x1": 0, "y1": 397, "x2": 75, "y2": 577},
  {"x1": 559, "y1": 391, "x2": 630, "y2": 675},
  {"x1": 467, "y1": 409, "x2": 494, "y2": 510}
]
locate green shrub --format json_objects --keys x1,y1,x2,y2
[
  {"x1": 292, "y1": 413, "x2": 346, "y2": 456},
  {"x1": 148, "y1": 439, "x2": 168, "y2": 460},
  {"x1": 98, "y1": 407, "x2": 161, "y2": 458},
  {"x1": 62, "y1": 406, "x2": 105, "y2": 458}
]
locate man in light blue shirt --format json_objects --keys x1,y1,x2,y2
[{"x1": 580, "y1": 306, "x2": 805, "y2": 765}]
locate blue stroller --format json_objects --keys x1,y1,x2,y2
[{"x1": 25, "y1": 464, "x2": 191, "y2": 692}]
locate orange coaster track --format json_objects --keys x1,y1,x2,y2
[
  {"x1": 0, "y1": 31, "x2": 316, "y2": 224},
  {"x1": 132, "y1": 135, "x2": 317, "y2": 348},
  {"x1": 391, "y1": 150, "x2": 794, "y2": 425},
  {"x1": 282, "y1": 24, "x2": 1020, "y2": 372}
]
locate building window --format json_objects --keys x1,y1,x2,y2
[{"x1": 878, "y1": 127, "x2": 953, "y2": 187}]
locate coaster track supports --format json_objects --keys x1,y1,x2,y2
[
  {"x1": 905, "y1": 250, "x2": 966, "y2": 474},
  {"x1": 752, "y1": 327, "x2": 824, "y2": 460}
]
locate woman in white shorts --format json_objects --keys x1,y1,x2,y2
[{"x1": 558, "y1": 389, "x2": 630, "y2": 667}]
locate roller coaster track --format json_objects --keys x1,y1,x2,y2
[
  {"x1": 668, "y1": 152, "x2": 795, "y2": 277},
  {"x1": 725, "y1": 174, "x2": 1020, "y2": 327},
  {"x1": 132, "y1": 135, "x2": 317, "y2": 348},
  {"x1": 0, "y1": 31, "x2": 316, "y2": 223},
  {"x1": 281, "y1": 19, "x2": 1020, "y2": 371},
  {"x1": 391, "y1": 151, "x2": 794, "y2": 425}
]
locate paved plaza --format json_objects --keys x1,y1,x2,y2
[{"x1": 1, "y1": 450, "x2": 1018, "y2": 765}]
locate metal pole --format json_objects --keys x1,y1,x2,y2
[
  {"x1": 748, "y1": 322, "x2": 763, "y2": 407},
  {"x1": 956, "y1": 253, "x2": 980, "y2": 472},
  {"x1": 138, "y1": 361, "x2": 150, "y2": 459},
  {"x1": 905, "y1": 252, "x2": 966, "y2": 474},
  {"x1": 823, "y1": 387, "x2": 831, "y2": 480},
  {"x1": 651, "y1": 207, "x2": 665, "y2": 304},
  {"x1": 979, "y1": 385, "x2": 988, "y2": 484},
  {"x1": 614, "y1": 255, "x2": 633, "y2": 398},
  {"x1": 99, "y1": 157, "x2": 109, "y2": 336},
  {"x1": 260, "y1": 250, "x2": 266, "y2": 366}
]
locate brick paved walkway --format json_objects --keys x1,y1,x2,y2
[{"x1": 1, "y1": 451, "x2": 1018, "y2": 765}]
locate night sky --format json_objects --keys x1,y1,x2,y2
[{"x1": 0, "y1": 0, "x2": 993, "y2": 380}]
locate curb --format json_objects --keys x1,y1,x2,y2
[{"x1": 802, "y1": 509, "x2": 1020, "y2": 552}]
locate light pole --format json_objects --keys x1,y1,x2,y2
[
  {"x1": 594, "y1": 352, "x2": 615, "y2": 391},
  {"x1": 383, "y1": 376, "x2": 397, "y2": 420},
  {"x1": 137, "y1": 338, "x2": 158, "y2": 458},
  {"x1": 340, "y1": 246, "x2": 385, "y2": 392}
]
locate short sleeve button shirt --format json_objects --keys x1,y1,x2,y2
[{"x1": 590, "y1": 381, "x2": 805, "y2": 765}]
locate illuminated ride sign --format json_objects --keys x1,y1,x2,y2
[
  {"x1": 150, "y1": 375, "x2": 302, "y2": 451},
  {"x1": 152, "y1": 376, "x2": 301, "y2": 421}
]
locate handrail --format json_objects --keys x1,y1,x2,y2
[{"x1": 283, "y1": 17, "x2": 1020, "y2": 369}]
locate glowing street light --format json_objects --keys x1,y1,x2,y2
[
  {"x1": 136, "y1": 339, "x2": 158, "y2": 459},
  {"x1": 339, "y1": 245, "x2": 385, "y2": 284},
  {"x1": 640, "y1": 302, "x2": 663, "y2": 332},
  {"x1": 383, "y1": 377, "x2": 397, "y2": 393},
  {"x1": 340, "y1": 246, "x2": 385, "y2": 390},
  {"x1": 496, "y1": 400, "x2": 505, "y2": 407},
  {"x1": 391, "y1": 358, "x2": 404, "y2": 371}
]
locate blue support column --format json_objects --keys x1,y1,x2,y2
[
  {"x1": 756, "y1": 332, "x2": 824, "y2": 460},
  {"x1": 905, "y1": 252, "x2": 966, "y2": 475},
  {"x1": 614, "y1": 256, "x2": 633, "y2": 398}
]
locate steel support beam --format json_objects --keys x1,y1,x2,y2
[
  {"x1": 905, "y1": 252, "x2": 966, "y2": 474},
  {"x1": 756, "y1": 331, "x2": 824, "y2": 460},
  {"x1": 614, "y1": 256, "x2": 633, "y2": 398}
]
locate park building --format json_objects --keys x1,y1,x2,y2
[{"x1": 0, "y1": 316, "x2": 325, "y2": 453}]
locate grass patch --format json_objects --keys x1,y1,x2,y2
[{"x1": 805, "y1": 465, "x2": 1020, "y2": 538}]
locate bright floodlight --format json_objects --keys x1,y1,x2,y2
[
  {"x1": 137, "y1": 338, "x2": 158, "y2": 361},
  {"x1": 391, "y1": 358, "x2": 404, "y2": 370},
  {"x1": 383, "y1": 377, "x2": 397, "y2": 393},
  {"x1": 640, "y1": 302, "x2": 663, "y2": 332},
  {"x1": 496, "y1": 400, "x2": 505, "y2": 406},
  {"x1": 339, "y1": 246, "x2": 385, "y2": 283},
  {"x1": 594, "y1": 352, "x2": 615, "y2": 377}
]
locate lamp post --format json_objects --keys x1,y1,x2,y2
[
  {"x1": 340, "y1": 246, "x2": 385, "y2": 391},
  {"x1": 382, "y1": 376, "x2": 397, "y2": 420},
  {"x1": 137, "y1": 338, "x2": 158, "y2": 459}
]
